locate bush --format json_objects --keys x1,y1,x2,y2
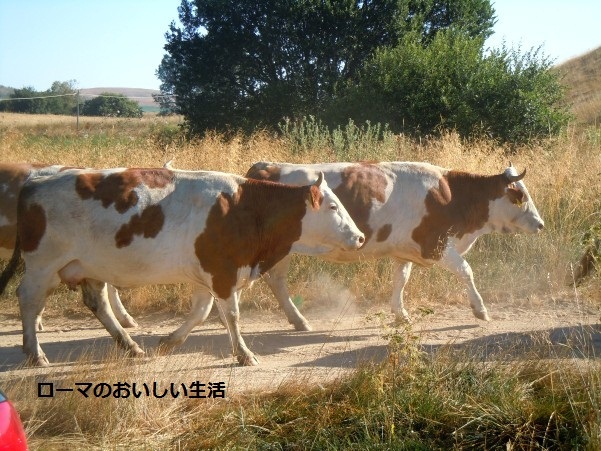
[
  {"x1": 82, "y1": 92, "x2": 143, "y2": 118},
  {"x1": 332, "y1": 31, "x2": 571, "y2": 144}
]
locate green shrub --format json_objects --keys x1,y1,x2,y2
[{"x1": 335, "y1": 31, "x2": 571, "y2": 144}]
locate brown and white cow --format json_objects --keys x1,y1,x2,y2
[
  {"x1": 246, "y1": 161, "x2": 544, "y2": 330},
  {"x1": 0, "y1": 162, "x2": 137, "y2": 330},
  {"x1": 0, "y1": 167, "x2": 364, "y2": 366}
]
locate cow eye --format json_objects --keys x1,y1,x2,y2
[{"x1": 329, "y1": 203, "x2": 338, "y2": 211}]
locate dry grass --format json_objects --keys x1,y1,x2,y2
[
  {"x1": 557, "y1": 45, "x2": 601, "y2": 125},
  {"x1": 1, "y1": 111, "x2": 601, "y2": 448},
  {"x1": 1, "y1": 112, "x2": 601, "y2": 316}
]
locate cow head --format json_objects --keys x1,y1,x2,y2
[
  {"x1": 295, "y1": 172, "x2": 365, "y2": 255},
  {"x1": 489, "y1": 164, "x2": 544, "y2": 234}
]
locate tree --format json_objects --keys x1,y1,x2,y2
[
  {"x1": 45, "y1": 80, "x2": 78, "y2": 115},
  {"x1": 158, "y1": 0, "x2": 495, "y2": 134},
  {"x1": 81, "y1": 93, "x2": 143, "y2": 118},
  {"x1": 0, "y1": 86, "x2": 45, "y2": 113}
]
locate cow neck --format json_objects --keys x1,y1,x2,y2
[{"x1": 240, "y1": 179, "x2": 308, "y2": 272}]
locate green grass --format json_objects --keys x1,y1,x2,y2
[{"x1": 171, "y1": 328, "x2": 601, "y2": 449}]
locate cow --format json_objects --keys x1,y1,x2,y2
[
  {"x1": 0, "y1": 162, "x2": 137, "y2": 330},
  {"x1": 245, "y1": 161, "x2": 544, "y2": 330},
  {"x1": 0, "y1": 166, "x2": 364, "y2": 366}
]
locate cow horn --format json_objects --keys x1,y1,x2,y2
[
  {"x1": 505, "y1": 168, "x2": 526, "y2": 183},
  {"x1": 313, "y1": 171, "x2": 324, "y2": 187}
]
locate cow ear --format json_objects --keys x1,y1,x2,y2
[
  {"x1": 307, "y1": 185, "x2": 323, "y2": 210},
  {"x1": 506, "y1": 186, "x2": 525, "y2": 207}
]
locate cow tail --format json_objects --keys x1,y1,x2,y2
[{"x1": 0, "y1": 235, "x2": 22, "y2": 296}]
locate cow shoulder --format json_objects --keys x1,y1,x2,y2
[
  {"x1": 411, "y1": 170, "x2": 507, "y2": 260},
  {"x1": 195, "y1": 178, "x2": 307, "y2": 299}
]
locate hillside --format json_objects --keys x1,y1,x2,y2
[{"x1": 556, "y1": 46, "x2": 601, "y2": 125}]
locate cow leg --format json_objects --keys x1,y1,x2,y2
[
  {"x1": 439, "y1": 249, "x2": 491, "y2": 321},
  {"x1": 159, "y1": 288, "x2": 214, "y2": 350},
  {"x1": 80, "y1": 279, "x2": 145, "y2": 357},
  {"x1": 391, "y1": 259, "x2": 413, "y2": 324},
  {"x1": 264, "y1": 256, "x2": 312, "y2": 331},
  {"x1": 17, "y1": 271, "x2": 59, "y2": 366},
  {"x1": 35, "y1": 308, "x2": 45, "y2": 331},
  {"x1": 215, "y1": 292, "x2": 258, "y2": 366},
  {"x1": 107, "y1": 284, "x2": 138, "y2": 328}
]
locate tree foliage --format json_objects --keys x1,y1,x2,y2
[
  {"x1": 81, "y1": 93, "x2": 143, "y2": 118},
  {"x1": 158, "y1": 0, "x2": 495, "y2": 134},
  {"x1": 158, "y1": 0, "x2": 569, "y2": 143},
  {"x1": 332, "y1": 32, "x2": 570, "y2": 142},
  {"x1": 0, "y1": 80, "x2": 79, "y2": 115}
]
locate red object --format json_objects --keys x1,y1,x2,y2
[{"x1": 0, "y1": 390, "x2": 28, "y2": 451}]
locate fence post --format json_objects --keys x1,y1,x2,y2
[{"x1": 76, "y1": 91, "x2": 80, "y2": 130}]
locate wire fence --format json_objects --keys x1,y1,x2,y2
[
  {"x1": 0, "y1": 91, "x2": 177, "y2": 129},
  {"x1": 0, "y1": 92, "x2": 175, "y2": 102}
]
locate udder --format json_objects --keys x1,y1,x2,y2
[{"x1": 58, "y1": 260, "x2": 85, "y2": 290}]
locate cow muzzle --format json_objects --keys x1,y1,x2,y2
[
  {"x1": 348, "y1": 233, "x2": 365, "y2": 250},
  {"x1": 524, "y1": 217, "x2": 544, "y2": 234}
]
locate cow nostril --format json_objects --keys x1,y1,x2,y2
[
  {"x1": 538, "y1": 222, "x2": 545, "y2": 231},
  {"x1": 358, "y1": 236, "x2": 365, "y2": 244}
]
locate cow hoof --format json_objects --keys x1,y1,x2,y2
[
  {"x1": 293, "y1": 321, "x2": 312, "y2": 332},
  {"x1": 157, "y1": 335, "x2": 183, "y2": 354},
  {"x1": 156, "y1": 343, "x2": 175, "y2": 355},
  {"x1": 392, "y1": 314, "x2": 412, "y2": 326},
  {"x1": 128, "y1": 345, "x2": 145, "y2": 358},
  {"x1": 120, "y1": 316, "x2": 139, "y2": 328},
  {"x1": 28, "y1": 355, "x2": 50, "y2": 367},
  {"x1": 237, "y1": 354, "x2": 259, "y2": 366},
  {"x1": 473, "y1": 310, "x2": 491, "y2": 321}
]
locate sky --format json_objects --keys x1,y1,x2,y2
[{"x1": 1, "y1": 1, "x2": 600, "y2": 92}]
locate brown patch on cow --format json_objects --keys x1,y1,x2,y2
[
  {"x1": 195, "y1": 179, "x2": 309, "y2": 299},
  {"x1": 333, "y1": 164, "x2": 388, "y2": 243},
  {"x1": 376, "y1": 224, "x2": 392, "y2": 242},
  {"x1": 115, "y1": 205, "x2": 165, "y2": 248},
  {"x1": 19, "y1": 203, "x2": 47, "y2": 252},
  {"x1": 0, "y1": 163, "x2": 36, "y2": 250},
  {"x1": 0, "y1": 225, "x2": 17, "y2": 251},
  {"x1": 411, "y1": 171, "x2": 507, "y2": 260},
  {"x1": 245, "y1": 164, "x2": 281, "y2": 182},
  {"x1": 75, "y1": 168, "x2": 174, "y2": 213}
]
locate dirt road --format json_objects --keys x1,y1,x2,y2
[{"x1": 1, "y1": 297, "x2": 600, "y2": 395}]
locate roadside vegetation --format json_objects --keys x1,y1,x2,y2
[
  {"x1": 5, "y1": 317, "x2": 600, "y2": 450},
  {"x1": 0, "y1": 110, "x2": 600, "y2": 448}
]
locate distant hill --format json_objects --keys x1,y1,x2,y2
[
  {"x1": 556, "y1": 46, "x2": 601, "y2": 125},
  {"x1": 79, "y1": 87, "x2": 160, "y2": 108},
  {"x1": 0, "y1": 85, "x2": 15, "y2": 99}
]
